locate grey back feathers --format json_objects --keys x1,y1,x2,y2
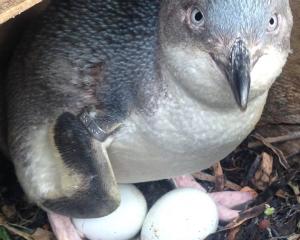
[{"x1": 9, "y1": 0, "x2": 160, "y2": 121}]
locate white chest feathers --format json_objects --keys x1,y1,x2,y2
[{"x1": 110, "y1": 89, "x2": 268, "y2": 183}]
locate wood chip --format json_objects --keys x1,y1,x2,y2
[{"x1": 0, "y1": 0, "x2": 42, "y2": 24}]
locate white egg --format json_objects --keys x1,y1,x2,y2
[
  {"x1": 141, "y1": 188, "x2": 218, "y2": 240},
  {"x1": 73, "y1": 184, "x2": 147, "y2": 240}
]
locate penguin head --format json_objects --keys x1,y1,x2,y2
[{"x1": 159, "y1": 0, "x2": 293, "y2": 110}]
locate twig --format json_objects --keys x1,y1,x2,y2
[
  {"x1": 219, "y1": 203, "x2": 266, "y2": 231},
  {"x1": 270, "y1": 234, "x2": 300, "y2": 240},
  {"x1": 0, "y1": 223, "x2": 33, "y2": 240},
  {"x1": 193, "y1": 172, "x2": 242, "y2": 191},
  {"x1": 249, "y1": 131, "x2": 300, "y2": 148},
  {"x1": 251, "y1": 134, "x2": 290, "y2": 170},
  {"x1": 288, "y1": 182, "x2": 300, "y2": 204}
]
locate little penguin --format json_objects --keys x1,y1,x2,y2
[{"x1": 3, "y1": 0, "x2": 293, "y2": 237}]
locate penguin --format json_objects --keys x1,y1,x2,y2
[{"x1": 4, "y1": 0, "x2": 293, "y2": 224}]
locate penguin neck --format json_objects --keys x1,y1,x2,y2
[{"x1": 151, "y1": 55, "x2": 269, "y2": 127}]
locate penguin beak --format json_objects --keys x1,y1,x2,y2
[{"x1": 228, "y1": 39, "x2": 251, "y2": 110}]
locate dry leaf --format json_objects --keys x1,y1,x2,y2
[
  {"x1": 252, "y1": 153, "x2": 276, "y2": 190},
  {"x1": 1, "y1": 205, "x2": 16, "y2": 219},
  {"x1": 32, "y1": 228, "x2": 56, "y2": 240},
  {"x1": 213, "y1": 162, "x2": 225, "y2": 191}
]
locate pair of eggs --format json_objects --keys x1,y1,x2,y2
[{"x1": 73, "y1": 184, "x2": 219, "y2": 240}]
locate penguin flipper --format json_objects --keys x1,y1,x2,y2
[{"x1": 41, "y1": 111, "x2": 120, "y2": 218}]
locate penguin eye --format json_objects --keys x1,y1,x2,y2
[
  {"x1": 191, "y1": 8, "x2": 204, "y2": 26},
  {"x1": 267, "y1": 14, "x2": 279, "y2": 32}
]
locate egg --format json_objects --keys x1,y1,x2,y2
[
  {"x1": 73, "y1": 184, "x2": 147, "y2": 240},
  {"x1": 141, "y1": 188, "x2": 219, "y2": 240}
]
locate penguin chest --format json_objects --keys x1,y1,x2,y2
[{"x1": 108, "y1": 96, "x2": 266, "y2": 183}]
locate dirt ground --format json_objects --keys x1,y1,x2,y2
[{"x1": 0, "y1": 1, "x2": 300, "y2": 240}]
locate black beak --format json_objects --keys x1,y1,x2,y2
[{"x1": 229, "y1": 39, "x2": 251, "y2": 110}]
